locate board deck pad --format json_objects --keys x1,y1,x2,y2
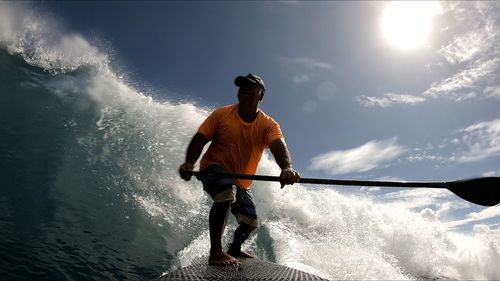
[{"x1": 157, "y1": 257, "x2": 330, "y2": 281}]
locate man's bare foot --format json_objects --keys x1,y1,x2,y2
[{"x1": 208, "y1": 251, "x2": 241, "y2": 267}]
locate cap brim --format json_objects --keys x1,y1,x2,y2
[{"x1": 234, "y1": 76, "x2": 258, "y2": 88}]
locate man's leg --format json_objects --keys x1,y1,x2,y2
[
  {"x1": 209, "y1": 200, "x2": 230, "y2": 256},
  {"x1": 228, "y1": 222, "x2": 257, "y2": 258},
  {"x1": 228, "y1": 187, "x2": 258, "y2": 258},
  {"x1": 208, "y1": 200, "x2": 240, "y2": 266},
  {"x1": 198, "y1": 165, "x2": 240, "y2": 266}
]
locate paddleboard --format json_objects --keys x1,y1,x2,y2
[{"x1": 157, "y1": 257, "x2": 330, "y2": 281}]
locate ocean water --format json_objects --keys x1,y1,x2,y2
[{"x1": 1, "y1": 3, "x2": 499, "y2": 281}]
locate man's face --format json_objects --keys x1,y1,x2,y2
[{"x1": 237, "y1": 85, "x2": 263, "y2": 108}]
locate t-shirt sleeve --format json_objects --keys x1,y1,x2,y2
[
  {"x1": 197, "y1": 109, "x2": 220, "y2": 140},
  {"x1": 265, "y1": 118, "x2": 284, "y2": 147}
]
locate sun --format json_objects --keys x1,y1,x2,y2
[{"x1": 380, "y1": 1, "x2": 442, "y2": 50}]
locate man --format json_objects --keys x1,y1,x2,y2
[{"x1": 179, "y1": 74, "x2": 300, "y2": 267}]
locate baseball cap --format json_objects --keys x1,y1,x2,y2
[{"x1": 234, "y1": 73, "x2": 265, "y2": 93}]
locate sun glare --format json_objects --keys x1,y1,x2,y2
[{"x1": 381, "y1": 1, "x2": 442, "y2": 50}]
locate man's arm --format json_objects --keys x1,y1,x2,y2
[
  {"x1": 179, "y1": 132, "x2": 209, "y2": 181},
  {"x1": 269, "y1": 138, "x2": 300, "y2": 188}
]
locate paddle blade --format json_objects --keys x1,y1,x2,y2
[{"x1": 447, "y1": 177, "x2": 500, "y2": 207}]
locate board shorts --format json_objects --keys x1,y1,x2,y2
[{"x1": 197, "y1": 165, "x2": 258, "y2": 227}]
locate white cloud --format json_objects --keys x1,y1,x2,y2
[
  {"x1": 403, "y1": 120, "x2": 500, "y2": 166},
  {"x1": 380, "y1": 189, "x2": 471, "y2": 221},
  {"x1": 382, "y1": 188, "x2": 453, "y2": 209},
  {"x1": 357, "y1": 93, "x2": 426, "y2": 108},
  {"x1": 360, "y1": 176, "x2": 407, "y2": 193},
  {"x1": 407, "y1": 146, "x2": 445, "y2": 163},
  {"x1": 445, "y1": 206, "x2": 500, "y2": 230},
  {"x1": 481, "y1": 222, "x2": 500, "y2": 229},
  {"x1": 279, "y1": 56, "x2": 333, "y2": 71},
  {"x1": 407, "y1": 154, "x2": 444, "y2": 162},
  {"x1": 309, "y1": 137, "x2": 407, "y2": 175},
  {"x1": 438, "y1": 30, "x2": 488, "y2": 65},
  {"x1": 375, "y1": 176, "x2": 407, "y2": 182},
  {"x1": 484, "y1": 85, "x2": 500, "y2": 99},
  {"x1": 451, "y1": 119, "x2": 500, "y2": 163},
  {"x1": 356, "y1": 58, "x2": 500, "y2": 107},
  {"x1": 483, "y1": 170, "x2": 500, "y2": 177},
  {"x1": 423, "y1": 2, "x2": 500, "y2": 102},
  {"x1": 423, "y1": 58, "x2": 499, "y2": 101},
  {"x1": 438, "y1": 2, "x2": 499, "y2": 64},
  {"x1": 278, "y1": 56, "x2": 332, "y2": 85}
]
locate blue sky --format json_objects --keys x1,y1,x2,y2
[{"x1": 40, "y1": 1, "x2": 500, "y2": 231}]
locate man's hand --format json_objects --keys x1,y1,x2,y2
[
  {"x1": 179, "y1": 162, "x2": 195, "y2": 181},
  {"x1": 279, "y1": 167, "x2": 300, "y2": 188}
]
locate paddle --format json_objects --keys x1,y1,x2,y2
[{"x1": 191, "y1": 171, "x2": 500, "y2": 207}]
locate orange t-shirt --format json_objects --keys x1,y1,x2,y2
[{"x1": 198, "y1": 104, "x2": 283, "y2": 189}]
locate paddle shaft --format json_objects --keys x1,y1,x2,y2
[{"x1": 192, "y1": 171, "x2": 448, "y2": 188}]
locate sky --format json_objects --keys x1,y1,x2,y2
[{"x1": 38, "y1": 1, "x2": 500, "y2": 231}]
